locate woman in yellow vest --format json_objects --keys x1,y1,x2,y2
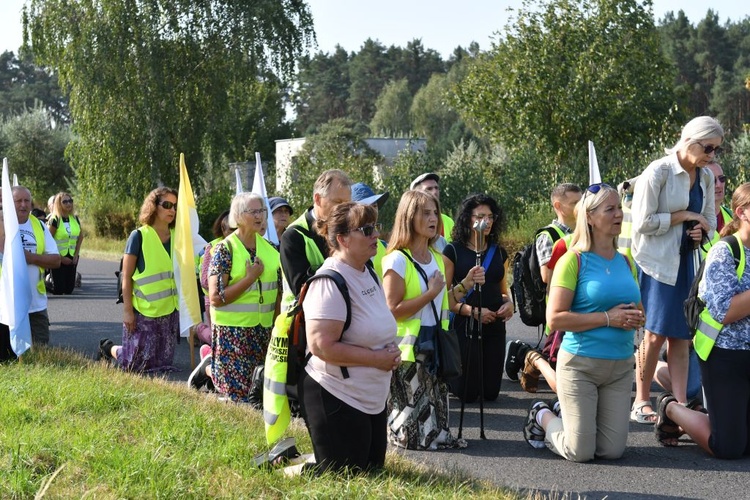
[
  {"x1": 100, "y1": 188, "x2": 179, "y2": 373},
  {"x1": 654, "y1": 183, "x2": 750, "y2": 458},
  {"x1": 382, "y1": 190, "x2": 465, "y2": 450},
  {"x1": 47, "y1": 192, "x2": 83, "y2": 295},
  {"x1": 189, "y1": 193, "x2": 281, "y2": 402}
]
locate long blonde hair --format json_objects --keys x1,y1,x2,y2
[
  {"x1": 570, "y1": 184, "x2": 619, "y2": 253},
  {"x1": 386, "y1": 190, "x2": 442, "y2": 252}
]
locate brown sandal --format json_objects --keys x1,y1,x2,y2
[{"x1": 520, "y1": 350, "x2": 543, "y2": 393}]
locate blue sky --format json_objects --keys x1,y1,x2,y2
[{"x1": 1, "y1": 0, "x2": 748, "y2": 58}]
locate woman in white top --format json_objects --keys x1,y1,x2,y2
[
  {"x1": 383, "y1": 190, "x2": 470, "y2": 450},
  {"x1": 301, "y1": 201, "x2": 399, "y2": 474},
  {"x1": 630, "y1": 116, "x2": 721, "y2": 423}
]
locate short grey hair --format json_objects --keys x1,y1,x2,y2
[
  {"x1": 666, "y1": 116, "x2": 724, "y2": 154},
  {"x1": 228, "y1": 192, "x2": 263, "y2": 229},
  {"x1": 313, "y1": 169, "x2": 352, "y2": 199}
]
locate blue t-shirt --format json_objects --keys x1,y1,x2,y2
[{"x1": 552, "y1": 250, "x2": 640, "y2": 360}]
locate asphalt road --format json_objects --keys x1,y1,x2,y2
[{"x1": 47, "y1": 258, "x2": 749, "y2": 499}]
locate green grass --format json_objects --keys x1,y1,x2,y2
[{"x1": 1, "y1": 348, "x2": 519, "y2": 499}]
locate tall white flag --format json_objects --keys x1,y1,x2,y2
[
  {"x1": 251, "y1": 152, "x2": 279, "y2": 246},
  {"x1": 235, "y1": 166, "x2": 244, "y2": 195},
  {"x1": 0, "y1": 158, "x2": 32, "y2": 355},
  {"x1": 588, "y1": 141, "x2": 602, "y2": 185}
]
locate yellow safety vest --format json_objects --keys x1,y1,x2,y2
[
  {"x1": 280, "y1": 212, "x2": 325, "y2": 311},
  {"x1": 51, "y1": 215, "x2": 81, "y2": 257},
  {"x1": 211, "y1": 233, "x2": 280, "y2": 328},
  {"x1": 694, "y1": 233, "x2": 745, "y2": 361},
  {"x1": 29, "y1": 215, "x2": 47, "y2": 295},
  {"x1": 263, "y1": 313, "x2": 294, "y2": 445},
  {"x1": 131, "y1": 226, "x2": 178, "y2": 318},
  {"x1": 442, "y1": 213, "x2": 455, "y2": 243},
  {"x1": 396, "y1": 248, "x2": 450, "y2": 363},
  {"x1": 372, "y1": 239, "x2": 387, "y2": 278},
  {"x1": 702, "y1": 206, "x2": 734, "y2": 257}
]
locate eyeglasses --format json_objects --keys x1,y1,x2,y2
[
  {"x1": 159, "y1": 201, "x2": 176, "y2": 210},
  {"x1": 62, "y1": 199, "x2": 73, "y2": 205},
  {"x1": 471, "y1": 213, "x2": 495, "y2": 221},
  {"x1": 243, "y1": 208, "x2": 268, "y2": 217},
  {"x1": 696, "y1": 141, "x2": 723, "y2": 155},
  {"x1": 351, "y1": 223, "x2": 382, "y2": 237},
  {"x1": 715, "y1": 175, "x2": 727, "y2": 184}
]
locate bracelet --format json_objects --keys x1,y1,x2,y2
[
  {"x1": 603, "y1": 311, "x2": 610, "y2": 328},
  {"x1": 456, "y1": 282, "x2": 467, "y2": 294}
]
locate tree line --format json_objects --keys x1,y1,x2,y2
[{"x1": 0, "y1": 0, "x2": 748, "y2": 238}]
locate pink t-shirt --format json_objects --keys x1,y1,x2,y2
[{"x1": 303, "y1": 257, "x2": 397, "y2": 414}]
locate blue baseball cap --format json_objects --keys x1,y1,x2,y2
[{"x1": 351, "y1": 183, "x2": 389, "y2": 208}]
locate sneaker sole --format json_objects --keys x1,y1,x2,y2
[{"x1": 504, "y1": 341, "x2": 520, "y2": 381}]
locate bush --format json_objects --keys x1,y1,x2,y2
[
  {"x1": 87, "y1": 199, "x2": 138, "y2": 239},
  {"x1": 196, "y1": 187, "x2": 233, "y2": 241}
]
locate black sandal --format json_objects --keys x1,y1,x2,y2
[{"x1": 655, "y1": 392, "x2": 682, "y2": 447}]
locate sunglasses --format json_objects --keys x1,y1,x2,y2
[
  {"x1": 696, "y1": 141, "x2": 723, "y2": 155},
  {"x1": 715, "y1": 175, "x2": 727, "y2": 184},
  {"x1": 243, "y1": 208, "x2": 268, "y2": 217},
  {"x1": 159, "y1": 201, "x2": 176, "y2": 210},
  {"x1": 352, "y1": 223, "x2": 382, "y2": 237},
  {"x1": 62, "y1": 199, "x2": 73, "y2": 205}
]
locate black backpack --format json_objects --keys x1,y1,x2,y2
[
  {"x1": 511, "y1": 226, "x2": 563, "y2": 327},
  {"x1": 684, "y1": 235, "x2": 741, "y2": 336}
]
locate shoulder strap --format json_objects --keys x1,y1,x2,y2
[
  {"x1": 462, "y1": 244, "x2": 497, "y2": 303},
  {"x1": 724, "y1": 235, "x2": 742, "y2": 275},
  {"x1": 399, "y1": 249, "x2": 442, "y2": 326},
  {"x1": 304, "y1": 269, "x2": 352, "y2": 333}
]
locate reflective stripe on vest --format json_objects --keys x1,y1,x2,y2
[
  {"x1": 618, "y1": 205, "x2": 633, "y2": 259},
  {"x1": 693, "y1": 233, "x2": 745, "y2": 360},
  {"x1": 131, "y1": 226, "x2": 178, "y2": 317},
  {"x1": 281, "y1": 213, "x2": 325, "y2": 311},
  {"x1": 263, "y1": 313, "x2": 294, "y2": 445},
  {"x1": 30, "y1": 215, "x2": 47, "y2": 295},
  {"x1": 396, "y1": 248, "x2": 450, "y2": 362},
  {"x1": 52, "y1": 215, "x2": 81, "y2": 256},
  {"x1": 211, "y1": 233, "x2": 280, "y2": 328}
]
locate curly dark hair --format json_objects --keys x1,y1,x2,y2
[{"x1": 450, "y1": 193, "x2": 503, "y2": 246}]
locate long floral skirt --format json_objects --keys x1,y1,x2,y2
[
  {"x1": 211, "y1": 324, "x2": 271, "y2": 403},
  {"x1": 387, "y1": 352, "x2": 465, "y2": 450},
  {"x1": 118, "y1": 310, "x2": 178, "y2": 373}
]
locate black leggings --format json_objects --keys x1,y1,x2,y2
[
  {"x1": 700, "y1": 346, "x2": 750, "y2": 458},
  {"x1": 449, "y1": 327, "x2": 505, "y2": 403},
  {"x1": 300, "y1": 370, "x2": 387, "y2": 474},
  {"x1": 50, "y1": 259, "x2": 77, "y2": 295}
]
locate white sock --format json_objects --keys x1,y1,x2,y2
[{"x1": 536, "y1": 408, "x2": 552, "y2": 426}]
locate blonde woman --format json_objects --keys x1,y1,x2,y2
[
  {"x1": 47, "y1": 192, "x2": 83, "y2": 295},
  {"x1": 524, "y1": 184, "x2": 644, "y2": 461},
  {"x1": 383, "y1": 190, "x2": 467, "y2": 450}
]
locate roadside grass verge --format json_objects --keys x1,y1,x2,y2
[{"x1": 1, "y1": 348, "x2": 518, "y2": 499}]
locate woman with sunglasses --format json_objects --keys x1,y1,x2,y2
[
  {"x1": 100, "y1": 187, "x2": 180, "y2": 372},
  {"x1": 523, "y1": 183, "x2": 644, "y2": 461},
  {"x1": 443, "y1": 193, "x2": 512, "y2": 403},
  {"x1": 630, "y1": 116, "x2": 722, "y2": 425},
  {"x1": 654, "y1": 183, "x2": 750, "y2": 457},
  {"x1": 46, "y1": 192, "x2": 84, "y2": 295},
  {"x1": 188, "y1": 193, "x2": 281, "y2": 401},
  {"x1": 298, "y1": 201, "x2": 398, "y2": 473},
  {"x1": 383, "y1": 190, "x2": 465, "y2": 450}
]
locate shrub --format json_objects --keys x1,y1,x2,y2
[{"x1": 87, "y1": 199, "x2": 138, "y2": 239}]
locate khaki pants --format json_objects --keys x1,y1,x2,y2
[{"x1": 545, "y1": 349, "x2": 634, "y2": 462}]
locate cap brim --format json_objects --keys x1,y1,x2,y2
[{"x1": 358, "y1": 192, "x2": 389, "y2": 208}]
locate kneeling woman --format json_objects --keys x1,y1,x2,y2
[
  {"x1": 655, "y1": 182, "x2": 750, "y2": 458},
  {"x1": 524, "y1": 183, "x2": 645, "y2": 462},
  {"x1": 301, "y1": 202, "x2": 399, "y2": 473}
]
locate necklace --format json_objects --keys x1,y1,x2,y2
[{"x1": 412, "y1": 251, "x2": 431, "y2": 264}]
